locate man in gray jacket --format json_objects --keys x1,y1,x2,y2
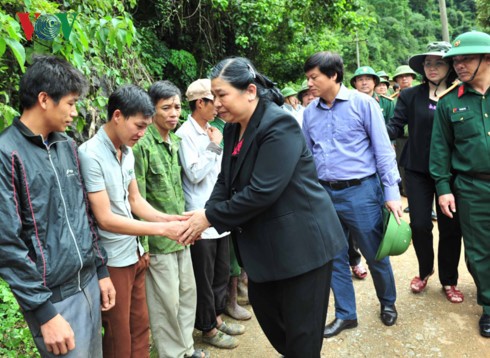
[{"x1": 0, "y1": 55, "x2": 115, "y2": 357}]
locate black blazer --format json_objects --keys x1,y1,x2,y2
[
  {"x1": 386, "y1": 83, "x2": 434, "y2": 174},
  {"x1": 205, "y1": 99, "x2": 346, "y2": 283}
]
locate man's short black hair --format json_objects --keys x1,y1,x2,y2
[
  {"x1": 107, "y1": 85, "x2": 155, "y2": 121},
  {"x1": 189, "y1": 98, "x2": 212, "y2": 112},
  {"x1": 19, "y1": 55, "x2": 88, "y2": 111},
  {"x1": 304, "y1": 52, "x2": 344, "y2": 83},
  {"x1": 148, "y1": 80, "x2": 181, "y2": 106}
]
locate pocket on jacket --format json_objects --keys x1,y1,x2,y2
[{"x1": 450, "y1": 111, "x2": 479, "y2": 140}]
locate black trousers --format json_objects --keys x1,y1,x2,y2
[
  {"x1": 348, "y1": 233, "x2": 362, "y2": 266},
  {"x1": 248, "y1": 261, "x2": 333, "y2": 358},
  {"x1": 405, "y1": 169, "x2": 462, "y2": 285},
  {"x1": 191, "y1": 235, "x2": 230, "y2": 332}
]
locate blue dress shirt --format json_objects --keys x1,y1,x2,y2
[{"x1": 302, "y1": 85, "x2": 401, "y2": 201}]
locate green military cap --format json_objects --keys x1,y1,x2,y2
[
  {"x1": 393, "y1": 65, "x2": 417, "y2": 81},
  {"x1": 443, "y1": 31, "x2": 490, "y2": 58},
  {"x1": 350, "y1": 66, "x2": 380, "y2": 88},
  {"x1": 408, "y1": 41, "x2": 452, "y2": 75},
  {"x1": 281, "y1": 86, "x2": 297, "y2": 98},
  {"x1": 376, "y1": 70, "x2": 390, "y2": 87},
  {"x1": 376, "y1": 70, "x2": 390, "y2": 81}
]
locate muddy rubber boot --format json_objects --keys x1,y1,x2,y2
[
  {"x1": 237, "y1": 270, "x2": 249, "y2": 305},
  {"x1": 225, "y1": 277, "x2": 252, "y2": 320}
]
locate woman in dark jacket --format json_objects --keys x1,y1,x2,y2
[
  {"x1": 180, "y1": 57, "x2": 346, "y2": 357},
  {"x1": 386, "y1": 42, "x2": 463, "y2": 302}
]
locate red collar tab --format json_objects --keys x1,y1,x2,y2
[{"x1": 458, "y1": 84, "x2": 465, "y2": 98}]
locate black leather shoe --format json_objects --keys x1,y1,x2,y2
[
  {"x1": 480, "y1": 314, "x2": 490, "y2": 337},
  {"x1": 380, "y1": 305, "x2": 397, "y2": 326},
  {"x1": 323, "y1": 318, "x2": 358, "y2": 338}
]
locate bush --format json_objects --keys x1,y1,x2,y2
[{"x1": 0, "y1": 279, "x2": 38, "y2": 357}]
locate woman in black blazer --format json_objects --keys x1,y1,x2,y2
[
  {"x1": 181, "y1": 57, "x2": 346, "y2": 357},
  {"x1": 386, "y1": 42, "x2": 463, "y2": 303}
]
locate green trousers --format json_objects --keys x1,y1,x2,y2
[{"x1": 455, "y1": 174, "x2": 490, "y2": 314}]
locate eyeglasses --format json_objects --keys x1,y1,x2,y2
[{"x1": 423, "y1": 61, "x2": 448, "y2": 69}]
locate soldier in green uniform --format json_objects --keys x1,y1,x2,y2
[
  {"x1": 429, "y1": 31, "x2": 490, "y2": 338},
  {"x1": 375, "y1": 70, "x2": 391, "y2": 96},
  {"x1": 350, "y1": 66, "x2": 395, "y2": 124}
]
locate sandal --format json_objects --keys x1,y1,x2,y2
[
  {"x1": 351, "y1": 263, "x2": 368, "y2": 280},
  {"x1": 443, "y1": 286, "x2": 464, "y2": 303},
  {"x1": 410, "y1": 270, "x2": 434, "y2": 293}
]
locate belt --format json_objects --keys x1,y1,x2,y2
[
  {"x1": 319, "y1": 174, "x2": 376, "y2": 190},
  {"x1": 462, "y1": 172, "x2": 490, "y2": 181}
]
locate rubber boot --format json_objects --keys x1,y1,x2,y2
[
  {"x1": 237, "y1": 270, "x2": 249, "y2": 305},
  {"x1": 225, "y1": 277, "x2": 252, "y2": 320}
]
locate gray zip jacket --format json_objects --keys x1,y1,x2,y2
[{"x1": 0, "y1": 117, "x2": 108, "y2": 325}]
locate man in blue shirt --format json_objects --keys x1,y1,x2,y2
[{"x1": 302, "y1": 52, "x2": 403, "y2": 337}]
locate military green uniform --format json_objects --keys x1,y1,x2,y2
[
  {"x1": 373, "y1": 93, "x2": 395, "y2": 124},
  {"x1": 133, "y1": 125, "x2": 185, "y2": 254},
  {"x1": 430, "y1": 83, "x2": 490, "y2": 314}
]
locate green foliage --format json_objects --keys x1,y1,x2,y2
[
  {"x1": 476, "y1": 0, "x2": 490, "y2": 33},
  {"x1": 0, "y1": 279, "x2": 37, "y2": 357}
]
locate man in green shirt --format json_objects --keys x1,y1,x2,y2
[
  {"x1": 133, "y1": 81, "x2": 206, "y2": 358},
  {"x1": 430, "y1": 31, "x2": 490, "y2": 338}
]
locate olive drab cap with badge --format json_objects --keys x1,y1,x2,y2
[
  {"x1": 408, "y1": 41, "x2": 452, "y2": 75},
  {"x1": 350, "y1": 66, "x2": 380, "y2": 88},
  {"x1": 392, "y1": 65, "x2": 417, "y2": 81},
  {"x1": 443, "y1": 31, "x2": 490, "y2": 58}
]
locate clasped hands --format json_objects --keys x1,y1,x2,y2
[{"x1": 170, "y1": 209, "x2": 210, "y2": 246}]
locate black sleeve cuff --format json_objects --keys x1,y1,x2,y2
[
  {"x1": 96, "y1": 265, "x2": 110, "y2": 280},
  {"x1": 33, "y1": 300, "x2": 58, "y2": 325}
]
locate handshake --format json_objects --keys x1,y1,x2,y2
[{"x1": 165, "y1": 209, "x2": 211, "y2": 246}]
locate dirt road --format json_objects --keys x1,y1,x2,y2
[{"x1": 194, "y1": 198, "x2": 490, "y2": 357}]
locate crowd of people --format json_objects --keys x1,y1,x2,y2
[{"x1": 0, "y1": 29, "x2": 488, "y2": 358}]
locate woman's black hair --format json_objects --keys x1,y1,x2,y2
[{"x1": 209, "y1": 57, "x2": 284, "y2": 106}]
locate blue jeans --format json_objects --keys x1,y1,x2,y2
[{"x1": 323, "y1": 175, "x2": 397, "y2": 320}]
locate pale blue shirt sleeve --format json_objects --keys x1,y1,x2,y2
[{"x1": 361, "y1": 96, "x2": 401, "y2": 201}]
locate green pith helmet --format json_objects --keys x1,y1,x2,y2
[
  {"x1": 393, "y1": 65, "x2": 417, "y2": 81},
  {"x1": 299, "y1": 79, "x2": 309, "y2": 93},
  {"x1": 443, "y1": 31, "x2": 490, "y2": 58},
  {"x1": 350, "y1": 66, "x2": 380, "y2": 88},
  {"x1": 281, "y1": 86, "x2": 297, "y2": 98},
  {"x1": 375, "y1": 210, "x2": 412, "y2": 261},
  {"x1": 409, "y1": 41, "x2": 452, "y2": 75},
  {"x1": 376, "y1": 70, "x2": 390, "y2": 86},
  {"x1": 376, "y1": 70, "x2": 390, "y2": 81}
]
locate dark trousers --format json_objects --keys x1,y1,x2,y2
[
  {"x1": 248, "y1": 262, "x2": 333, "y2": 358},
  {"x1": 348, "y1": 234, "x2": 362, "y2": 266},
  {"x1": 454, "y1": 174, "x2": 490, "y2": 314},
  {"x1": 191, "y1": 235, "x2": 230, "y2": 332},
  {"x1": 405, "y1": 169, "x2": 462, "y2": 285}
]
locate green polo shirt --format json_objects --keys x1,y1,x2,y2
[
  {"x1": 132, "y1": 125, "x2": 185, "y2": 254},
  {"x1": 430, "y1": 83, "x2": 490, "y2": 196}
]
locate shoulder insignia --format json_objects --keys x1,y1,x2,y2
[
  {"x1": 380, "y1": 94, "x2": 394, "y2": 101},
  {"x1": 438, "y1": 80, "x2": 461, "y2": 99},
  {"x1": 390, "y1": 92, "x2": 399, "y2": 99}
]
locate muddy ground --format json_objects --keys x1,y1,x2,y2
[{"x1": 193, "y1": 198, "x2": 490, "y2": 357}]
